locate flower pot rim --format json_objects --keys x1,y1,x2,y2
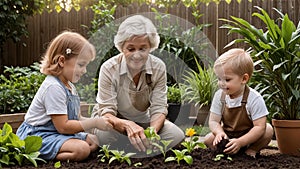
[{"x1": 272, "y1": 119, "x2": 300, "y2": 127}]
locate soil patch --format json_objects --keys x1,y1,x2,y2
[{"x1": 3, "y1": 144, "x2": 300, "y2": 169}]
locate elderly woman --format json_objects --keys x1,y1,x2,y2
[{"x1": 91, "y1": 15, "x2": 184, "y2": 153}]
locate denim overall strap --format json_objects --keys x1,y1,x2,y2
[{"x1": 55, "y1": 77, "x2": 80, "y2": 120}]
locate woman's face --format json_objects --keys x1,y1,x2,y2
[{"x1": 122, "y1": 35, "x2": 151, "y2": 76}]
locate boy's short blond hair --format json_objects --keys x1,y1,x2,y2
[{"x1": 214, "y1": 48, "x2": 253, "y2": 78}]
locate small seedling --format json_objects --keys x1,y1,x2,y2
[
  {"x1": 98, "y1": 145, "x2": 111, "y2": 162},
  {"x1": 213, "y1": 154, "x2": 232, "y2": 161},
  {"x1": 109, "y1": 150, "x2": 136, "y2": 166},
  {"x1": 165, "y1": 149, "x2": 193, "y2": 165}
]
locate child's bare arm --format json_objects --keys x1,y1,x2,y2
[
  {"x1": 209, "y1": 112, "x2": 224, "y2": 136},
  {"x1": 51, "y1": 114, "x2": 113, "y2": 134},
  {"x1": 209, "y1": 112, "x2": 227, "y2": 145}
]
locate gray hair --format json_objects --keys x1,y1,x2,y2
[{"x1": 114, "y1": 15, "x2": 160, "y2": 52}]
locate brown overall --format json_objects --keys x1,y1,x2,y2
[{"x1": 221, "y1": 86, "x2": 253, "y2": 138}]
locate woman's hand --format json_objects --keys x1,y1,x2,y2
[{"x1": 124, "y1": 120, "x2": 150, "y2": 152}]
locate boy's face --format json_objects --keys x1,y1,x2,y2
[{"x1": 215, "y1": 64, "x2": 249, "y2": 99}]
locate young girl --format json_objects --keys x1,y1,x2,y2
[
  {"x1": 204, "y1": 48, "x2": 273, "y2": 158},
  {"x1": 17, "y1": 31, "x2": 113, "y2": 161}
]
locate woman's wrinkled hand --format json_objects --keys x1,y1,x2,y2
[{"x1": 125, "y1": 121, "x2": 150, "y2": 152}]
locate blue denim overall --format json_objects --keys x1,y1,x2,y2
[{"x1": 17, "y1": 77, "x2": 87, "y2": 160}]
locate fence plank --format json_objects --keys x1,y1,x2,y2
[{"x1": 1, "y1": 1, "x2": 299, "y2": 71}]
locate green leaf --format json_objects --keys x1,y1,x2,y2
[
  {"x1": 109, "y1": 156, "x2": 117, "y2": 164},
  {"x1": 8, "y1": 133, "x2": 25, "y2": 148},
  {"x1": 24, "y1": 136, "x2": 42, "y2": 154},
  {"x1": 281, "y1": 14, "x2": 296, "y2": 45},
  {"x1": 183, "y1": 155, "x2": 193, "y2": 165},
  {"x1": 0, "y1": 154, "x2": 10, "y2": 165},
  {"x1": 273, "y1": 60, "x2": 288, "y2": 71},
  {"x1": 54, "y1": 161, "x2": 61, "y2": 168},
  {"x1": 165, "y1": 156, "x2": 176, "y2": 162}
]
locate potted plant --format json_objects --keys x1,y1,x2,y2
[
  {"x1": 166, "y1": 84, "x2": 182, "y2": 123},
  {"x1": 221, "y1": 6, "x2": 300, "y2": 156},
  {"x1": 180, "y1": 58, "x2": 218, "y2": 125}
]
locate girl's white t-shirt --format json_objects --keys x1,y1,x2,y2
[
  {"x1": 210, "y1": 87, "x2": 269, "y2": 121},
  {"x1": 24, "y1": 75, "x2": 76, "y2": 126}
]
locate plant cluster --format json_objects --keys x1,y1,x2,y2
[
  {"x1": 97, "y1": 145, "x2": 137, "y2": 166},
  {"x1": 0, "y1": 123, "x2": 45, "y2": 168},
  {"x1": 221, "y1": 6, "x2": 300, "y2": 120},
  {"x1": 180, "y1": 57, "x2": 218, "y2": 109},
  {"x1": 167, "y1": 84, "x2": 182, "y2": 104},
  {"x1": 0, "y1": 63, "x2": 45, "y2": 114},
  {"x1": 96, "y1": 127, "x2": 207, "y2": 167}
]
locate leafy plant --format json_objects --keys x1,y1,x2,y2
[
  {"x1": 165, "y1": 149, "x2": 193, "y2": 165},
  {"x1": 98, "y1": 145, "x2": 111, "y2": 163},
  {"x1": 152, "y1": 140, "x2": 173, "y2": 159},
  {"x1": 182, "y1": 128, "x2": 207, "y2": 153},
  {"x1": 108, "y1": 150, "x2": 136, "y2": 166},
  {"x1": 167, "y1": 84, "x2": 182, "y2": 104},
  {"x1": 180, "y1": 57, "x2": 218, "y2": 109},
  {"x1": 151, "y1": 8, "x2": 211, "y2": 85},
  {"x1": 0, "y1": 123, "x2": 46, "y2": 168},
  {"x1": 220, "y1": 6, "x2": 300, "y2": 120},
  {"x1": 0, "y1": 63, "x2": 45, "y2": 114},
  {"x1": 144, "y1": 127, "x2": 161, "y2": 154},
  {"x1": 98, "y1": 145, "x2": 137, "y2": 166}
]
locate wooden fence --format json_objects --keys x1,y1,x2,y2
[{"x1": 1, "y1": 0, "x2": 299, "y2": 70}]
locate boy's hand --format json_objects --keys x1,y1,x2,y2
[
  {"x1": 213, "y1": 132, "x2": 227, "y2": 146},
  {"x1": 224, "y1": 138, "x2": 242, "y2": 154}
]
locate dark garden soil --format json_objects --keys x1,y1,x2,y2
[{"x1": 3, "y1": 143, "x2": 300, "y2": 169}]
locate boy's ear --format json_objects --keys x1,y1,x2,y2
[
  {"x1": 242, "y1": 73, "x2": 250, "y2": 84},
  {"x1": 58, "y1": 55, "x2": 65, "y2": 67}
]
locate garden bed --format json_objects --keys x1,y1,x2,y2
[{"x1": 3, "y1": 143, "x2": 300, "y2": 169}]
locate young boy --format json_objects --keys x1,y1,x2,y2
[{"x1": 204, "y1": 48, "x2": 273, "y2": 158}]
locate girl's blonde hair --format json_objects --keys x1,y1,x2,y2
[
  {"x1": 214, "y1": 48, "x2": 253, "y2": 78},
  {"x1": 40, "y1": 31, "x2": 95, "y2": 76}
]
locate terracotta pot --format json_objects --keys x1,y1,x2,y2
[
  {"x1": 0, "y1": 113, "x2": 26, "y2": 132},
  {"x1": 196, "y1": 105, "x2": 210, "y2": 125},
  {"x1": 272, "y1": 119, "x2": 300, "y2": 156}
]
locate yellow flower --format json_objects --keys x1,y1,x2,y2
[{"x1": 185, "y1": 128, "x2": 196, "y2": 137}]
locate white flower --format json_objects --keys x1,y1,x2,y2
[{"x1": 66, "y1": 48, "x2": 72, "y2": 55}]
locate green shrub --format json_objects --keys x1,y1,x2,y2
[
  {"x1": 167, "y1": 84, "x2": 182, "y2": 104},
  {"x1": 0, "y1": 63, "x2": 45, "y2": 114},
  {"x1": 0, "y1": 123, "x2": 46, "y2": 167}
]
